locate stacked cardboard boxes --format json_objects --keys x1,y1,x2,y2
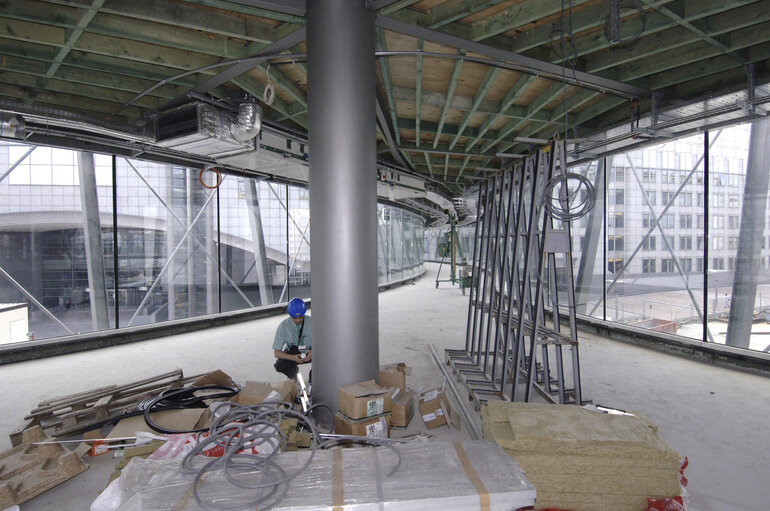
[
  {"x1": 378, "y1": 363, "x2": 414, "y2": 429},
  {"x1": 335, "y1": 380, "x2": 392, "y2": 438},
  {"x1": 482, "y1": 401, "x2": 684, "y2": 511},
  {"x1": 418, "y1": 386, "x2": 452, "y2": 429}
]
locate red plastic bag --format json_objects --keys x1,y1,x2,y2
[{"x1": 647, "y1": 496, "x2": 685, "y2": 511}]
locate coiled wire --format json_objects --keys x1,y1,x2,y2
[
  {"x1": 178, "y1": 400, "x2": 405, "y2": 511},
  {"x1": 542, "y1": 171, "x2": 596, "y2": 221}
]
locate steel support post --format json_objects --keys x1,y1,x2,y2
[
  {"x1": 245, "y1": 181, "x2": 274, "y2": 306},
  {"x1": 308, "y1": 0, "x2": 379, "y2": 414},
  {"x1": 575, "y1": 160, "x2": 605, "y2": 315},
  {"x1": 726, "y1": 117, "x2": 770, "y2": 348},
  {"x1": 166, "y1": 168, "x2": 177, "y2": 320},
  {"x1": 465, "y1": 181, "x2": 486, "y2": 353},
  {"x1": 77, "y1": 151, "x2": 110, "y2": 331}
]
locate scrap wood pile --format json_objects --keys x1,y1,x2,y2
[
  {"x1": 1, "y1": 369, "x2": 305, "y2": 508},
  {"x1": 11, "y1": 369, "x2": 212, "y2": 445},
  {"x1": 482, "y1": 401, "x2": 687, "y2": 511}
]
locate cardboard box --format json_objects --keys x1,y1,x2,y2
[
  {"x1": 391, "y1": 389, "x2": 414, "y2": 428},
  {"x1": 334, "y1": 412, "x2": 391, "y2": 438},
  {"x1": 378, "y1": 363, "x2": 407, "y2": 391},
  {"x1": 337, "y1": 379, "x2": 392, "y2": 420},
  {"x1": 418, "y1": 386, "x2": 451, "y2": 429}
]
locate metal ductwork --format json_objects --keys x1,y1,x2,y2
[
  {"x1": 231, "y1": 100, "x2": 262, "y2": 143},
  {"x1": 0, "y1": 112, "x2": 25, "y2": 139},
  {"x1": 155, "y1": 99, "x2": 261, "y2": 158}
]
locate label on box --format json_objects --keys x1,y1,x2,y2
[
  {"x1": 365, "y1": 418, "x2": 386, "y2": 438},
  {"x1": 366, "y1": 398, "x2": 384, "y2": 416},
  {"x1": 421, "y1": 389, "x2": 439, "y2": 402},
  {"x1": 436, "y1": 408, "x2": 444, "y2": 417},
  {"x1": 422, "y1": 412, "x2": 437, "y2": 422}
]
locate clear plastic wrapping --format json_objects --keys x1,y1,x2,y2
[{"x1": 106, "y1": 440, "x2": 535, "y2": 511}]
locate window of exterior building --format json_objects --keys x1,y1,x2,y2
[
  {"x1": 642, "y1": 259, "x2": 656, "y2": 273},
  {"x1": 680, "y1": 214, "x2": 692, "y2": 228},
  {"x1": 712, "y1": 215, "x2": 724, "y2": 229},
  {"x1": 713, "y1": 236, "x2": 725, "y2": 250},
  {"x1": 728, "y1": 215, "x2": 740, "y2": 229},
  {"x1": 680, "y1": 236, "x2": 692, "y2": 250},
  {"x1": 661, "y1": 214, "x2": 675, "y2": 228},
  {"x1": 661, "y1": 191, "x2": 675, "y2": 204},
  {"x1": 712, "y1": 258, "x2": 725, "y2": 270},
  {"x1": 661, "y1": 258, "x2": 675, "y2": 272},
  {"x1": 607, "y1": 235, "x2": 624, "y2": 251},
  {"x1": 678, "y1": 192, "x2": 692, "y2": 206},
  {"x1": 728, "y1": 194, "x2": 739, "y2": 208},
  {"x1": 642, "y1": 236, "x2": 657, "y2": 250}
]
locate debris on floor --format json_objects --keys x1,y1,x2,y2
[
  {"x1": 0, "y1": 425, "x2": 88, "y2": 508},
  {"x1": 482, "y1": 401, "x2": 686, "y2": 511}
]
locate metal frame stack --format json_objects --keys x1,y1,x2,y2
[{"x1": 446, "y1": 140, "x2": 586, "y2": 408}]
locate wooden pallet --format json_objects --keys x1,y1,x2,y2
[{"x1": 10, "y1": 370, "x2": 204, "y2": 445}]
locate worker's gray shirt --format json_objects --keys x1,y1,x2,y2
[{"x1": 272, "y1": 316, "x2": 312, "y2": 352}]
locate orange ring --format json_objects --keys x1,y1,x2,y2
[{"x1": 199, "y1": 167, "x2": 222, "y2": 189}]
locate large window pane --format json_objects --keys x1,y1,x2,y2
[
  {"x1": 0, "y1": 144, "x2": 115, "y2": 340},
  {"x1": 707, "y1": 123, "x2": 770, "y2": 351},
  {"x1": 604, "y1": 135, "x2": 705, "y2": 338}
]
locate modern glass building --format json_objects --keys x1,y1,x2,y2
[{"x1": 0, "y1": 139, "x2": 425, "y2": 343}]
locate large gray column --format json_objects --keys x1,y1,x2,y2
[
  {"x1": 726, "y1": 117, "x2": 770, "y2": 348},
  {"x1": 307, "y1": 0, "x2": 378, "y2": 414},
  {"x1": 575, "y1": 158, "x2": 606, "y2": 314},
  {"x1": 77, "y1": 151, "x2": 110, "y2": 331}
]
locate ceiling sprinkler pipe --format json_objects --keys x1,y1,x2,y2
[{"x1": 231, "y1": 100, "x2": 262, "y2": 142}]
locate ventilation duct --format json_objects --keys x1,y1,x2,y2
[
  {"x1": 155, "y1": 100, "x2": 261, "y2": 158},
  {"x1": 0, "y1": 112, "x2": 25, "y2": 139}
]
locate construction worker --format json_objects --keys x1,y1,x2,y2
[{"x1": 273, "y1": 297, "x2": 312, "y2": 380}]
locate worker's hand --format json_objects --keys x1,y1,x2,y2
[
  {"x1": 294, "y1": 354, "x2": 303, "y2": 363},
  {"x1": 303, "y1": 350, "x2": 312, "y2": 363}
]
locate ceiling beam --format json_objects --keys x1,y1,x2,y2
[
  {"x1": 391, "y1": 86, "x2": 550, "y2": 123},
  {"x1": 416, "y1": 38, "x2": 423, "y2": 147},
  {"x1": 448, "y1": 67, "x2": 500, "y2": 150},
  {"x1": 370, "y1": 0, "x2": 421, "y2": 15},
  {"x1": 162, "y1": 26, "x2": 306, "y2": 110},
  {"x1": 433, "y1": 49, "x2": 464, "y2": 149},
  {"x1": 375, "y1": 16, "x2": 651, "y2": 99},
  {"x1": 376, "y1": 28, "x2": 409, "y2": 169},
  {"x1": 640, "y1": 0, "x2": 749, "y2": 64},
  {"x1": 464, "y1": 74, "x2": 536, "y2": 151},
  {"x1": 469, "y1": 0, "x2": 592, "y2": 42}
]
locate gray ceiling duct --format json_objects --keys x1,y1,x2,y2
[
  {"x1": 0, "y1": 112, "x2": 25, "y2": 139},
  {"x1": 155, "y1": 100, "x2": 261, "y2": 159}
]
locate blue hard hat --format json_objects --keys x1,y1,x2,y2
[{"x1": 287, "y1": 297, "x2": 306, "y2": 317}]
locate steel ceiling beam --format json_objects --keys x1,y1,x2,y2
[
  {"x1": 162, "y1": 26, "x2": 306, "y2": 110},
  {"x1": 433, "y1": 50, "x2": 465, "y2": 149},
  {"x1": 375, "y1": 15, "x2": 651, "y2": 99},
  {"x1": 448, "y1": 67, "x2": 500, "y2": 150}
]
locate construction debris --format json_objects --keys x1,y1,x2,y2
[
  {"x1": 0, "y1": 425, "x2": 88, "y2": 508},
  {"x1": 482, "y1": 401, "x2": 684, "y2": 511}
]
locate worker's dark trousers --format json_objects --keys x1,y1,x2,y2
[{"x1": 274, "y1": 358, "x2": 299, "y2": 380}]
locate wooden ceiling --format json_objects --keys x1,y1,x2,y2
[{"x1": 1, "y1": 0, "x2": 769, "y2": 196}]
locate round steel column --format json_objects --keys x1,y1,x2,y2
[{"x1": 307, "y1": 0, "x2": 379, "y2": 415}]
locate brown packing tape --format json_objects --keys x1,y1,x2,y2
[
  {"x1": 171, "y1": 483, "x2": 195, "y2": 511},
  {"x1": 332, "y1": 447, "x2": 344, "y2": 511},
  {"x1": 453, "y1": 442, "x2": 490, "y2": 511}
]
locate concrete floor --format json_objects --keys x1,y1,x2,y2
[{"x1": 2, "y1": 263, "x2": 769, "y2": 511}]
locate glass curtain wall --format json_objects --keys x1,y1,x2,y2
[
  {"x1": 377, "y1": 204, "x2": 426, "y2": 285},
  {"x1": 435, "y1": 119, "x2": 770, "y2": 353},
  {"x1": 0, "y1": 141, "x2": 424, "y2": 343}
]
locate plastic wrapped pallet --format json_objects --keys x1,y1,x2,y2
[{"x1": 103, "y1": 440, "x2": 536, "y2": 510}]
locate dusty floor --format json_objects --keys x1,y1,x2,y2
[{"x1": 1, "y1": 263, "x2": 769, "y2": 511}]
